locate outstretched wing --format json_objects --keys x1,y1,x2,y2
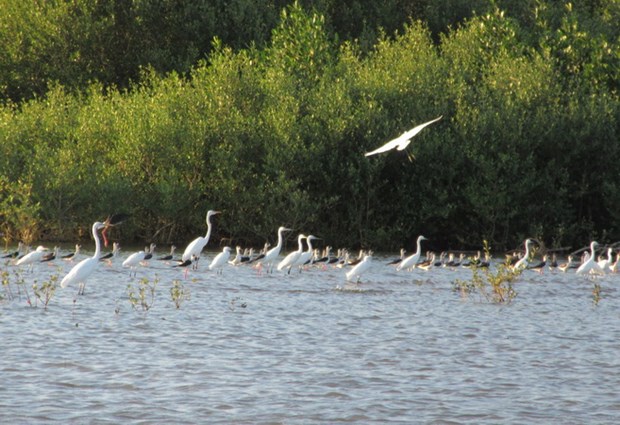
[
  {"x1": 364, "y1": 136, "x2": 408, "y2": 156},
  {"x1": 365, "y1": 115, "x2": 443, "y2": 157},
  {"x1": 399, "y1": 115, "x2": 443, "y2": 142}
]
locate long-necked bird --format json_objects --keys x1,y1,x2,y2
[
  {"x1": 182, "y1": 210, "x2": 220, "y2": 269},
  {"x1": 346, "y1": 253, "x2": 373, "y2": 283},
  {"x1": 61, "y1": 221, "x2": 108, "y2": 295},
  {"x1": 397, "y1": 236, "x2": 427, "y2": 271}
]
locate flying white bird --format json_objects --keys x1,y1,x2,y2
[{"x1": 365, "y1": 116, "x2": 442, "y2": 157}]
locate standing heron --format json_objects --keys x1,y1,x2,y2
[
  {"x1": 253, "y1": 226, "x2": 292, "y2": 274},
  {"x1": 512, "y1": 239, "x2": 534, "y2": 271},
  {"x1": 182, "y1": 210, "x2": 220, "y2": 270},
  {"x1": 209, "y1": 246, "x2": 232, "y2": 274},
  {"x1": 61, "y1": 221, "x2": 109, "y2": 295},
  {"x1": 346, "y1": 253, "x2": 373, "y2": 283},
  {"x1": 277, "y1": 234, "x2": 307, "y2": 274},
  {"x1": 397, "y1": 236, "x2": 427, "y2": 272},
  {"x1": 576, "y1": 241, "x2": 604, "y2": 275}
]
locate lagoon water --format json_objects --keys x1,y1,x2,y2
[{"x1": 1, "y1": 249, "x2": 620, "y2": 424}]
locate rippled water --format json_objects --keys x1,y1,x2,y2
[{"x1": 1, "y1": 249, "x2": 620, "y2": 424}]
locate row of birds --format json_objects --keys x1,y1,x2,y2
[
  {"x1": 4, "y1": 215, "x2": 619, "y2": 296},
  {"x1": 2, "y1": 116, "x2": 452, "y2": 294}
]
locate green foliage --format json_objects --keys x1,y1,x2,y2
[
  {"x1": 0, "y1": 177, "x2": 41, "y2": 245},
  {"x1": 0, "y1": 1, "x2": 617, "y2": 251},
  {"x1": 127, "y1": 275, "x2": 158, "y2": 312},
  {"x1": 32, "y1": 271, "x2": 59, "y2": 310},
  {"x1": 170, "y1": 279, "x2": 190, "y2": 309},
  {"x1": 453, "y1": 241, "x2": 519, "y2": 304}
]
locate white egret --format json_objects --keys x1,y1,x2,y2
[
  {"x1": 122, "y1": 244, "x2": 155, "y2": 277},
  {"x1": 297, "y1": 235, "x2": 319, "y2": 271},
  {"x1": 255, "y1": 226, "x2": 292, "y2": 273},
  {"x1": 365, "y1": 116, "x2": 442, "y2": 157},
  {"x1": 209, "y1": 246, "x2": 232, "y2": 274},
  {"x1": 397, "y1": 236, "x2": 427, "y2": 271},
  {"x1": 182, "y1": 210, "x2": 220, "y2": 269},
  {"x1": 15, "y1": 245, "x2": 48, "y2": 270},
  {"x1": 512, "y1": 239, "x2": 534, "y2": 271},
  {"x1": 576, "y1": 241, "x2": 604, "y2": 275},
  {"x1": 597, "y1": 247, "x2": 613, "y2": 272},
  {"x1": 346, "y1": 253, "x2": 373, "y2": 283},
  {"x1": 277, "y1": 234, "x2": 307, "y2": 273},
  {"x1": 61, "y1": 221, "x2": 108, "y2": 295}
]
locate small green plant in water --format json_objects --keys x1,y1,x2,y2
[
  {"x1": 127, "y1": 275, "x2": 159, "y2": 312},
  {"x1": 170, "y1": 279, "x2": 190, "y2": 309},
  {"x1": 32, "y1": 273, "x2": 59, "y2": 310},
  {"x1": 453, "y1": 240, "x2": 519, "y2": 304},
  {"x1": 592, "y1": 282, "x2": 602, "y2": 305},
  {"x1": 1, "y1": 268, "x2": 13, "y2": 301}
]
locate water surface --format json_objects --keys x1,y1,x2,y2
[{"x1": 1, "y1": 251, "x2": 619, "y2": 424}]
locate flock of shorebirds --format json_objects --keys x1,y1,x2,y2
[{"x1": 2, "y1": 211, "x2": 619, "y2": 297}]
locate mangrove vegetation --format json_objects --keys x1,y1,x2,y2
[{"x1": 0, "y1": 0, "x2": 618, "y2": 251}]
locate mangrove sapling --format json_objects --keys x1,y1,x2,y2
[
  {"x1": 12, "y1": 268, "x2": 34, "y2": 306},
  {"x1": 453, "y1": 241, "x2": 520, "y2": 304},
  {"x1": 170, "y1": 279, "x2": 190, "y2": 309},
  {"x1": 592, "y1": 282, "x2": 602, "y2": 306},
  {"x1": 127, "y1": 275, "x2": 159, "y2": 312},
  {"x1": 32, "y1": 272, "x2": 59, "y2": 310},
  {"x1": 1, "y1": 268, "x2": 13, "y2": 301}
]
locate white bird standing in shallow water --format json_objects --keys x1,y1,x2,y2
[
  {"x1": 577, "y1": 241, "x2": 604, "y2": 275},
  {"x1": 277, "y1": 234, "x2": 307, "y2": 274},
  {"x1": 297, "y1": 235, "x2": 320, "y2": 271},
  {"x1": 182, "y1": 210, "x2": 220, "y2": 270},
  {"x1": 365, "y1": 116, "x2": 442, "y2": 157},
  {"x1": 15, "y1": 246, "x2": 48, "y2": 270},
  {"x1": 253, "y1": 226, "x2": 292, "y2": 274},
  {"x1": 512, "y1": 238, "x2": 534, "y2": 271},
  {"x1": 209, "y1": 246, "x2": 231, "y2": 274},
  {"x1": 346, "y1": 253, "x2": 373, "y2": 283},
  {"x1": 397, "y1": 236, "x2": 427, "y2": 271},
  {"x1": 61, "y1": 221, "x2": 108, "y2": 295}
]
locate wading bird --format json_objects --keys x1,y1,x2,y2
[
  {"x1": 209, "y1": 246, "x2": 231, "y2": 274},
  {"x1": 277, "y1": 234, "x2": 307, "y2": 274},
  {"x1": 182, "y1": 210, "x2": 220, "y2": 269},
  {"x1": 346, "y1": 252, "x2": 373, "y2": 283},
  {"x1": 62, "y1": 244, "x2": 81, "y2": 261},
  {"x1": 576, "y1": 241, "x2": 604, "y2": 275},
  {"x1": 253, "y1": 226, "x2": 292, "y2": 274},
  {"x1": 61, "y1": 221, "x2": 109, "y2": 295},
  {"x1": 15, "y1": 246, "x2": 48, "y2": 271},
  {"x1": 365, "y1": 116, "x2": 442, "y2": 158},
  {"x1": 397, "y1": 236, "x2": 427, "y2": 272},
  {"x1": 512, "y1": 239, "x2": 535, "y2": 271}
]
